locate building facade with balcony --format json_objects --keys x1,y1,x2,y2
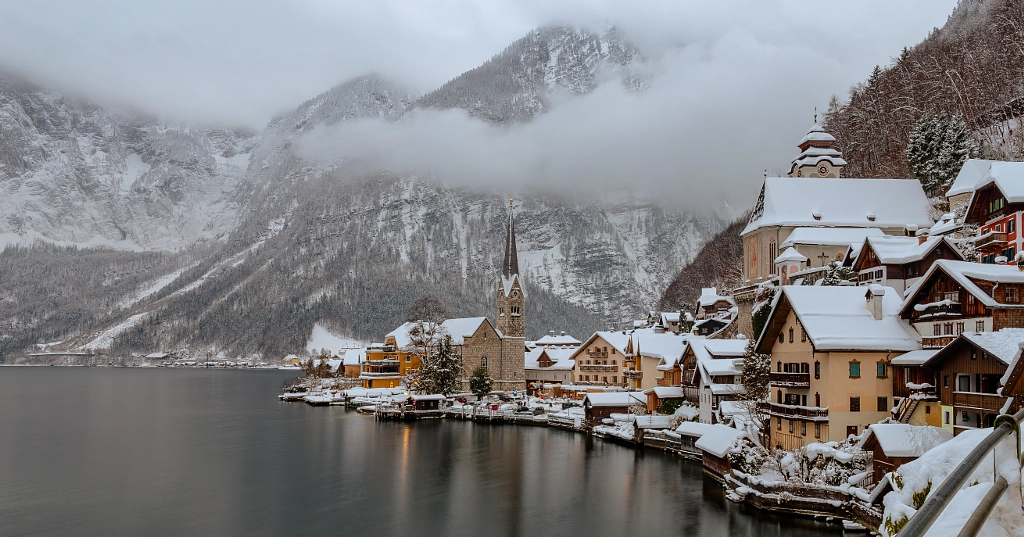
[
  {"x1": 755, "y1": 285, "x2": 921, "y2": 450},
  {"x1": 899, "y1": 260, "x2": 1024, "y2": 349},
  {"x1": 683, "y1": 338, "x2": 747, "y2": 424},
  {"x1": 962, "y1": 161, "x2": 1024, "y2": 263},
  {"x1": 852, "y1": 235, "x2": 964, "y2": 296},
  {"x1": 922, "y1": 329, "x2": 1024, "y2": 434}
]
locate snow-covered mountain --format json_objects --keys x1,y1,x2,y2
[
  {"x1": 0, "y1": 26, "x2": 730, "y2": 361},
  {"x1": 0, "y1": 73, "x2": 257, "y2": 250}
]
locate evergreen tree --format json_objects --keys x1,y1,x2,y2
[
  {"x1": 416, "y1": 335, "x2": 462, "y2": 395},
  {"x1": 907, "y1": 112, "x2": 978, "y2": 196},
  {"x1": 819, "y1": 261, "x2": 856, "y2": 286},
  {"x1": 469, "y1": 366, "x2": 493, "y2": 400}
]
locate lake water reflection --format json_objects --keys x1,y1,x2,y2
[{"x1": 0, "y1": 368, "x2": 842, "y2": 537}]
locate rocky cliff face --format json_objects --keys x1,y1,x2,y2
[{"x1": 0, "y1": 26, "x2": 729, "y2": 360}]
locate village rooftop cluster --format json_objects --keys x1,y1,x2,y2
[{"x1": 280, "y1": 121, "x2": 1024, "y2": 535}]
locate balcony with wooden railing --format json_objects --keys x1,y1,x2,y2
[
  {"x1": 769, "y1": 372, "x2": 810, "y2": 388},
  {"x1": 913, "y1": 302, "x2": 962, "y2": 320},
  {"x1": 762, "y1": 402, "x2": 829, "y2": 421},
  {"x1": 623, "y1": 370, "x2": 642, "y2": 379},
  {"x1": 588, "y1": 350, "x2": 608, "y2": 358},
  {"x1": 578, "y1": 364, "x2": 618, "y2": 372},
  {"x1": 656, "y1": 377, "x2": 677, "y2": 387},
  {"x1": 953, "y1": 391, "x2": 1008, "y2": 412},
  {"x1": 974, "y1": 231, "x2": 1009, "y2": 249}
]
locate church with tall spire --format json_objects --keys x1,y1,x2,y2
[{"x1": 496, "y1": 195, "x2": 525, "y2": 338}]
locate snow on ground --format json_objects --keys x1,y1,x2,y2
[
  {"x1": 306, "y1": 323, "x2": 363, "y2": 355},
  {"x1": 118, "y1": 266, "x2": 194, "y2": 308},
  {"x1": 80, "y1": 313, "x2": 149, "y2": 350},
  {"x1": 880, "y1": 428, "x2": 1022, "y2": 537}
]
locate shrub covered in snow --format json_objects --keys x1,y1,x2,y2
[
  {"x1": 731, "y1": 436, "x2": 869, "y2": 487},
  {"x1": 667, "y1": 403, "x2": 699, "y2": 429}
]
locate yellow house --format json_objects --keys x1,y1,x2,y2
[
  {"x1": 360, "y1": 322, "x2": 427, "y2": 389},
  {"x1": 755, "y1": 285, "x2": 921, "y2": 450}
]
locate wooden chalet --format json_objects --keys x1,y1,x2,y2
[
  {"x1": 922, "y1": 329, "x2": 1024, "y2": 434},
  {"x1": 963, "y1": 162, "x2": 1024, "y2": 263},
  {"x1": 899, "y1": 260, "x2": 1024, "y2": 349},
  {"x1": 853, "y1": 235, "x2": 964, "y2": 295},
  {"x1": 861, "y1": 424, "x2": 951, "y2": 484}
]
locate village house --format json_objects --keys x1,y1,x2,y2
[
  {"x1": 342, "y1": 348, "x2": 365, "y2": 379},
  {"x1": 644, "y1": 386, "x2": 685, "y2": 414},
  {"x1": 861, "y1": 424, "x2": 952, "y2": 484},
  {"x1": 581, "y1": 392, "x2": 646, "y2": 427},
  {"x1": 946, "y1": 158, "x2": 1003, "y2": 213},
  {"x1": 962, "y1": 161, "x2": 1024, "y2": 263},
  {"x1": 888, "y1": 348, "x2": 941, "y2": 426},
  {"x1": 571, "y1": 331, "x2": 631, "y2": 388},
  {"x1": 530, "y1": 331, "x2": 581, "y2": 349},
  {"x1": 921, "y1": 329, "x2": 1024, "y2": 434},
  {"x1": 694, "y1": 288, "x2": 736, "y2": 321},
  {"x1": 755, "y1": 285, "x2": 921, "y2": 449},
  {"x1": 899, "y1": 260, "x2": 1024, "y2": 349},
  {"x1": 524, "y1": 346, "x2": 575, "y2": 394},
  {"x1": 676, "y1": 338, "x2": 748, "y2": 424},
  {"x1": 852, "y1": 235, "x2": 964, "y2": 296}
]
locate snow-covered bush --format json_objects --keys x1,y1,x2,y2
[{"x1": 667, "y1": 403, "x2": 699, "y2": 429}]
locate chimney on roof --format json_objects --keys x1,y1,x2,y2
[
  {"x1": 560, "y1": 331, "x2": 566, "y2": 336},
  {"x1": 550, "y1": 330, "x2": 555, "y2": 337},
  {"x1": 916, "y1": 228, "x2": 929, "y2": 246},
  {"x1": 866, "y1": 285, "x2": 885, "y2": 320},
  {"x1": 905, "y1": 224, "x2": 918, "y2": 237}
]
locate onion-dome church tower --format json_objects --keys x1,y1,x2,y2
[
  {"x1": 788, "y1": 110, "x2": 847, "y2": 178},
  {"x1": 497, "y1": 196, "x2": 525, "y2": 338}
]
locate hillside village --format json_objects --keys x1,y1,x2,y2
[{"x1": 284, "y1": 118, "x2": 1024, "y2": 534}]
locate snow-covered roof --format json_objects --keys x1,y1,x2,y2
[
  {"x1": 859, "y1": 235, "x2": 961, "y2": 266},
  {"x1": 385, "y1": 322, "x2": 418, "y2": 350},
  {"x1": 342, "y1": 348, "x2": 366, "y2": 366},
  {"x1": 902, "y1": 260, "x2": 1024, "y2": 312},
  {"x1": 798, "y1": 123, "x2": 837, "y2": 146},
  {"x1": 693, "y1": 424, "x2": 746, "y2": 458},
  {"x1": 675, "y1": 421, "x2": 720, "y2": 437},
  {"x1": 864, "y1": 424, "x2": 952, "y2": 458},
  {"x1": 583, "y1": 392, "x2": 646, "y2": 407},
  {"x1": 635, "y1": 332, "x2": 689, "y2": 361},
  {"x1": 145, "y1": 352, "x2": 168, "y2": 359},
  {"x1": 524, "y1": 347, "x2": 576, "y2": 371},
  {"x1": 761, "y1": 285, "x2": 921, "y2": 352},
  {"x1": 961, "y1": 329, "x2": 1024, "y2": 366},
  {"x1": 660, "y1": 312, "x2": 680, "y2": 324},
  {"x1": 890, "y1": 349, "x2": 938, "y2": 366},
  {"x1": 742, "y1": 177, "x2": 933, "y2": 236},
  {"x1": 928, "y1": 213, "x2": 961, "y2": 237},
  {"x1": 326, "y1": 359, "x2": 342, "y2": 372},
  {"x1": 646, "y1": 386, "x2": 684, "y2": 398},
  {"x1": 718, "y1": 400, "x2": 749, "y2": 418},
  {"x1": 534, "y1": 333, "x2": 581, "y2": 346},
  {"x1": 781, "y1": 227, "x2": 885, "y2": 249},
  {"x1": 689, "y1": 338, "x2": 746, "y2": 386},
  {"x1": 961, "y1": 160, "x2": 1024, "y2": 203},
  {"x1": 441, "y1": 317, "x2": 491, "y2": 345},
  {"x1": 774, "y1": 247, "x2": 808, "y2": 264},
  {"x1": 697, "y1": 288, "x2": 735, "y2": 308},
  {"x1": 947, "y1": 159, "x2": 1001, "y2": 197}
]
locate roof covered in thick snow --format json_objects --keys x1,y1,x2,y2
[
  {"x1": 441, "y1": 317, "x2": 491, "y2": 345},
  {"x1": 889, "y1": 349, "x2": 938, "y2": 366},
  {"x1": 902, "y1": 260, "x2": 1024, "y2": 313},
  {"x1": 583, "y1": 392, "x2": 646, "y2": 407},
  {"x1": 858, "y1": 235, "x2": 962, "y2": 267},
  {"x1": 675, "y1": 421, "x2": 720, "y2": 437},
  {"x1": 646, "y1": 386, "x2": 685, "y2": 398},
  {"x1": 524, "y1": 347, "x2": 576, "y2": 371},
  {"x1": 960, "y1": 160, "x2": 1024, "y2": 202},
  {"x1": 775, "y1": 247, "x2": 809, "y2": 264},
  {"x1": 963, "y1": 329, "x2": 1024, "y2": 366},
  {"x1": 342, "y1": 348, "x2": 366, "y2": 366},
  {"x1": 947, "y1": 159, "x2": 1002, "y2": 197},
  {"x1": 689, "y1": 338, "x2": 747, "y2": 386},
  {"x1": 534, "y1": 333, "x2": 581, "y2": 347},
  {"x1": 693, "y1": 424, "x2": 746, "y2": 458},
  {"x1": 742, "y1": 177, "x2": 933, "y2": 236},
  {"x1": 757, "y1": 285, "x2": 921, "y2": 353},
  {"x1": 782, "y1": 227, "x2": 885, "y2": 249},
  {"x1": 864, "y1": 424, "x2": 952, "y2": 458}
]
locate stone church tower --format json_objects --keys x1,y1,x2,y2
[{"x1": 496, "y1": 197, "x2": 525, "y2": 338}]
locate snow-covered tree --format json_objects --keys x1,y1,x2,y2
[
  {"x1": 819, "y1": 261, "x2": 856, "y2": 286},
  {"x1": 415, "y1": 335, "x2": 462, "y2": 395},
  {"x1": 738, "y1": 340, "x2": 771, "y2": 442},
  {"x1": 907, "y1": 112, "x2": 978, "y2": 197},
  {"x1": 469, "y1": 366, "x2": 492, "y2": 400}
]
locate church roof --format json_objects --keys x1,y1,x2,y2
[
  {"x1": 742, "y1": 177, "x2": 933, "y2": 236},
  {"x1": 798, "y1": 123, "x2": 837, "y2": 146}
]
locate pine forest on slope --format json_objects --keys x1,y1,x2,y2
[{"x1": 0, "y1": 26, "x2": 729, "y2": 362}]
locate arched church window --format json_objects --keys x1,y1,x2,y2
[
  {"x1": 481, "y1": 356, "x2": 488, "y2": 369},
  {"x1": 768, "y1": 238, "x2": 778, "y2": 275}
]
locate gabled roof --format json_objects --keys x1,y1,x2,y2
[
  {"x1": 524, "y1": 347, "x2": 576, "y2": 371},
  {"x1": 947, "y1": 159, "x2": 1002, "y2": 197},
  {"x1": 688, "y1": 338, "x2": 746, "y2": 386},
  {"x1": 441, "y1": 317, "x2": 492, "y2": 345},
  {"x1": 781, "y1": 227, "x2": 885, "y2": 249},
  {"x1": 342, "y1": 348, "x2": 366, "y2": 366},
  {"x1": 963, "y1": 160, "x2": 1024, "y2": 203},
  {"x1": 901, "y1": 260, "x2": 1024, "y2": 315},
  {"x1": 854, "y1": 235, "x2": 963, "y2": 270},
  {"x1": 863, "y1": 424, "x2": 952, "y2": 458},
  {"x1": 756, "y1": 285, "x2": 921, "y2": 353},
  {"x1": 534, "y1": 333, "x2": 581, "y2": 347},
  {"x1": 742, "y1": 177, "x2": 933, "y2": 236},
  {"x1": 923, "y1": 329, "x2": 1024, "y2": 370},
  {"x1": 583, "y1": 392, "x2": 646, "y2": 407},
  {"x1": 693, "y1": 424, "x2": 746, "y2": 458}
]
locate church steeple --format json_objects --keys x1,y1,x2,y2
[
  {"x1": 503, "y1": 194, "x2": 519, "y2": 279},
  {"x1": 788, "y1": 112, "x2": 847, "y2": 178},
  {"x1": 497, "y1": 195, "x2": 525, "y2": 338}
]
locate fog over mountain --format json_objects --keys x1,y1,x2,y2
[{"x1": 0, "y1": 2, "x2": 960, "y2": 361}]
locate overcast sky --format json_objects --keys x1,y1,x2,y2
[{"x1": 0, "y1": 0, "x2": 959, "y2": 208}]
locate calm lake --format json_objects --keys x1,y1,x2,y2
[{"x1": 0, "y1": 368, "x2": 842, "y2": 537}]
